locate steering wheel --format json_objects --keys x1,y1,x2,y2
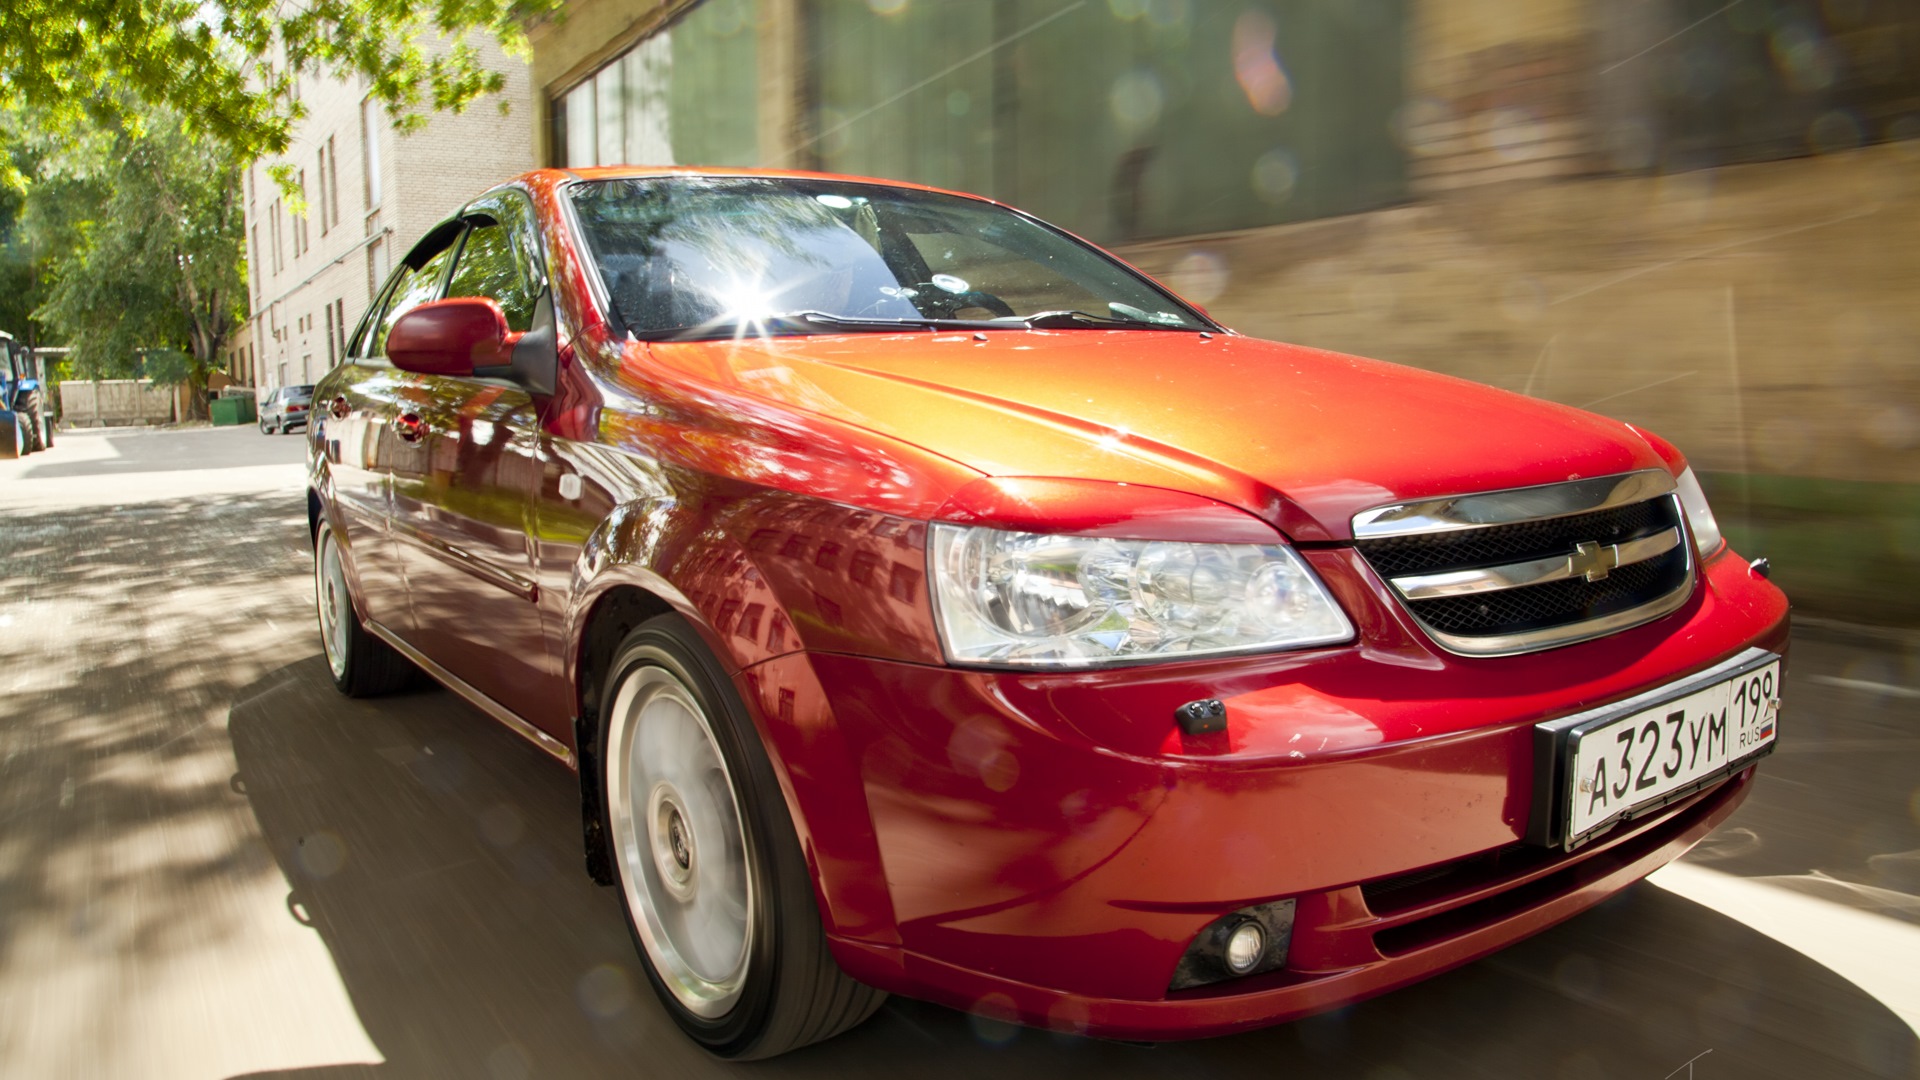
[{"x1": 909, "y1": 282, "x2": 1016, "y2": 319}]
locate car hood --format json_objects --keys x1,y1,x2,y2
[{"x1": 644, "y1": 330, "x2": 1664, "y2": 542}]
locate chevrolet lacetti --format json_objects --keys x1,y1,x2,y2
[{"x1": 307, "y1": 167, "x2": 1788, "y2": 1058}]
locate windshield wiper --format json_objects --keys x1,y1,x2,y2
[
  {"x1": 1017, "y1": 309, "x2": 1192, "y2": 331},
  {"x1": 785, "y1": 310, "x2": 986, "y2": 332},
  {"x1": 633, "y1": 310, "x2": 984, "y2": 341}
]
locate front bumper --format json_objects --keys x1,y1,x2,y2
[
  {"x1": 733, "y1": 547, "x2": 1789, "y2": 1039},
  {"x1": 828, "y1": 771, "x2": 1752, "y2": 1039}
]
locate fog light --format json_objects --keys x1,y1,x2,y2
[
  {"x1": 1224, "y1": 921, "x2": 1265, "y2": 974},
  {"x1": 1168, "y1": 898, "x2": 1295, "y2": 990}
]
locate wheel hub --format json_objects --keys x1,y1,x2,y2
[{"x1": 649, "y1": 783, "x2": 699, "y2": 900}]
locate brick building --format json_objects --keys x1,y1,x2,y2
[{"x1": 240, "y1": 37, "x2": 537, "y2": 393}]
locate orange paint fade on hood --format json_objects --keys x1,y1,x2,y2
[{"x1": 643, "y1": 330, "x2": 1663, "y2": 542}]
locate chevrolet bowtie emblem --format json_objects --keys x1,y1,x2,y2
[{"x1": 1569, "y1": 540, "x2": 1620, "y2": 582}]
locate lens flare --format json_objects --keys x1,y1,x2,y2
[{"x1": 1232, "y1": 11, "x2": 1292, "y2": 116}]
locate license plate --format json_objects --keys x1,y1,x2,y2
[{"x1": 1528, "y1": 648, "x2": 1781, "y2": 850}]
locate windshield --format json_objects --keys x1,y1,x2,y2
[{"x1": 567, "y1": 177, "x2": 1211, "y2": 339}]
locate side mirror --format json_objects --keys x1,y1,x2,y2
[{"x1": 385, "y1": 298, "x2": 513, "y2": 377}]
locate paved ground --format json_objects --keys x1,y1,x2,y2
[{"x1": 1, "y1": 426, "x2": 1916, "y2": 1079}]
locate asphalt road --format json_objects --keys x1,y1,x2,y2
[{"x1": 2, "y1": 426, "x2": 1916, "y2": 1080}]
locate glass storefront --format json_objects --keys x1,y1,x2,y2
[
  {"x1": 558, "y1": 0, "x2": 761, "y2": 170},
  {"x1": 553, "y1": 0, "x2": 1410, "y2": 243}
]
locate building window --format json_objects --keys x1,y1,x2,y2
[
  {"x1": 317, "y1": 145, "x2": 330, "y2": 235},
  {"x1": 294, "y1": 170, "x2": 309, "y2": 256},
  {"x1": 270, "y1": 199, "x2": 284, "y2": 273},
  {"x1": 361, "y1": 99, "x2": 383, "y2": 210},
  {"x1": 250, "y1": 225, "x2": 261, "y2": 299},
  {"x1": 327, "y1": 135, "x2": 341, "y2": 227},
  {"x1": 324, "y1": 304, "x2": 335, "y2": 367},
  {"x1": 367, "y1": 234, "x2": 389, "y2": 299},
  {"x1": 334, "y1": 298, "x2": 347, "y2": 361}
]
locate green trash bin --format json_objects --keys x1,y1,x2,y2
[{"x1": 209, "y1": 395, "x2": 259, "y2": 426}]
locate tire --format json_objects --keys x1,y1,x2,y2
[
  {"x1": 314, "y1": 520, "x2": 415, "y2": 697},
  {"x1": 600, "y1": 616, "x2": 884, "y2": 1059},
  {"x1": 39, "y1": 413, "x2": 52, "y2": 449},
  {"x1": 21, "y1": 404, "x2": 44, "y2": 453},
  {"x1": 261, "y1": 417, "x2": 275, "y2": 435}
]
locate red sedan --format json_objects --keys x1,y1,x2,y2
[{"x1": 307, "y1": 167, "x2": 1788, "y2": 1058}]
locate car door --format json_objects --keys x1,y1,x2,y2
[
  {"x1": 388, "y1": 192, "x2": 565, "y2": 732},
  {"x1": 320, "y1": 270, "x2": 421, "y2": 632}
]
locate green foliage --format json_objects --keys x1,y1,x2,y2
[
  {"x1": 0, "y1": 0, "x2": 561, "y2": 181},
  {"x1": 28, "y1": 107, "x2": 246, "y2": 415},
  {"x1": 0, "y1": 170, "x2": 51, "y2": 347}
]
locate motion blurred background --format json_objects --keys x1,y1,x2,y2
[{"x1": 529, "y1": 0, "x2": 1920, "y2": 628}]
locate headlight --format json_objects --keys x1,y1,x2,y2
[
  {"x1": 929, "y1": 524, "x2": 1353, "y2": 668},
  {"x1": 1674, "y1": 467, "x2": 1723, "y2": 556}
]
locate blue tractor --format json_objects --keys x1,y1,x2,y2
[{"x1": 1, "y1": 331, "x2": 53, "y2": 459}]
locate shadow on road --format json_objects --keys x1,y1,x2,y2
[
  {"x1": 0, "y1": 491, "x2": 316, "y2": 992},
  {"x1": 225, "y1": 658, "x2": 1918, "y2": 1080}
]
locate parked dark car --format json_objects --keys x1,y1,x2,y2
[
  {"x1": 308, "y1": 167, "x2": 1788, "y2": 1059},
  {"x1": 260, "y1": 384, "x2": 315, "y2": 434}
]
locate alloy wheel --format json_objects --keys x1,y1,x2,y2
[
  {"x1": 605, "y1": 659, "x2": 754, "y2": 1019},
  {"x1": 315, "y1": 529, "x2": 352, "y2": 680}
]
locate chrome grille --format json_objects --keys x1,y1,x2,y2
[
  {"x1": 1352, "y1": 471, "x2": 1696, "y2": 656},
  {"x1": 1408, "y1": 555, "x2": 1685, "y2": 636},
  {"x1": 1358, "y1": 500, "x2": 1670, "y2": 578}
]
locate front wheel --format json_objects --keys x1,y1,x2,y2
[
  {"x1": 601, "y1": 616, "x2": 883, "y2": 1059},
  {"x1": 314, "y1": 520, "x2": 414, "y2": 697}
]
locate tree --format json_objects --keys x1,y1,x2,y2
[
  {"x1": 29, "y1": 107, "x2": 246, "y2": 417},
  {"x1": 0, "y1": 177, "x2": 51, "y2": 348},
  {"x1": 0, "y1": 0, "x2": 559, "y2": 181}
]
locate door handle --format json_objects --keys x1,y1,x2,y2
[
  {"x1": 330, "y1": 396, "x2": 350, "y2": 419},
  {"x1": 394, "y1": 413, "x2": 425, "y2": 443}
]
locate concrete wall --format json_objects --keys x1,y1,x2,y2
[
  {"x1": 58, "y1": 381, "x2": 177, "y2": 428},
  {"x1": 1118, "y1": 140, "x2": 1920, "y2": 487}
]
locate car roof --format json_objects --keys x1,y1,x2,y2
[{"x1": 520, "y1": 165, "x2": 1010, "y2": 210}]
